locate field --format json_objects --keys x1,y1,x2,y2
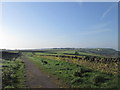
[
  {"x1": 1, "y1": 48, "x2": 120, "y2": 88},
  {"x1": 1, "y1": 51, "x2": 25, "y2": 88}
]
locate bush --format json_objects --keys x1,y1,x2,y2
[
  {"x1": 92, "y1": 74, "x2": 109, "y2": 85},
  {"x1": 74, "y1": 68, "x2": 93, "y2": 77},
  {"x1": 75, "y1": 51, "x2": 79, "y2": 55},
  {"x1": 79, "y1": 68, "x2": 92, "y2": 73}
]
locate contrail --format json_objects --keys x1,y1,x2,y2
[{"x1": 101, "y1": 3, "x2": 117, "y2": 20}]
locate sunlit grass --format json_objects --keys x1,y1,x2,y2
[{"x1": 27, "y1": 54, "x2": 119, "y2": 88}]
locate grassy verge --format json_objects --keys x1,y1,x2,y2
[
  {"x1": 27, "y1": 54, "x2": 119, "y2": 88},
  {"x1": 2, "y1": 58, "x2": 25, "y2": 88}
]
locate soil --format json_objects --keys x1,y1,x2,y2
[{"x1": 21, "y1": 56, "x2": 59, "y2": 88}]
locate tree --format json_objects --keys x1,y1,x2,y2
[{"x1": 75, "y1": 51, "x2": 79, "y2": 55}]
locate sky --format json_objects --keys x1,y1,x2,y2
[{"x1": 0, "y1": 2, "x2": 118, "y2": 50}]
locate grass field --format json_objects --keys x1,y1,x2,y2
[
  {"x1": 2, "y1": 48, "x2": 119, "y2": 88},
  {"x1": 26, "y1": 53, "x2": 119, "y2": 88},
  {"x1": 35, "y1": 49, "x2": 103, "y2": 57},
  {"x1": 2, "y1": 53, "x2": 25, "y2": 88},
  {"x1": 34, "y1": 48, "x2": 118, "y2": 57}
]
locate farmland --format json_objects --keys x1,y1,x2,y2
[{"x1": 1, "y1": 48, "x2": 120, "y2": 88}]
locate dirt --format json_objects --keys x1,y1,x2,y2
[{"x1": 21, "y1": 56, "x2": 59, "y2": 88}]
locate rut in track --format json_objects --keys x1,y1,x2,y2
[{"x1": 22, "y1": 56, "x2": 59, "y2": 88}]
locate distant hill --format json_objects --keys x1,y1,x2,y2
[
  {"x1": 52, "y1": 48, "x2": 119, "y2": 57},
  {"x1": 77, "y1": 48, "x2": 119, "y2": 57},
  {"x1": 1, "y1": 48, "x2": 119, "y2": 58}
]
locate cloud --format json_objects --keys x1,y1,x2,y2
[{"x1": 101, "y1": 3, "x2": 116, "y2": 20}]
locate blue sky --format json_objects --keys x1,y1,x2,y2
[{"x1": 1, "y1": 2, "x2": 118, "y2": 50}]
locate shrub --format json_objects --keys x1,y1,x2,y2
[
  {"x1": 92, "y1": 74, "x2": 109, "y2": 85},
  {"x1": 75, "y1": 51, "x2": 79, "y2": 55},
  {"x1": 79, "y1": 67, "x2": 93, "y2": 73}
]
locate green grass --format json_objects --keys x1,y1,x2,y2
[
  {"x1": 34, "y1": 49, "x2": 104, "y2": 57},
  {"x1": 2, "y1": 58, "x2": 25, "y2": 88},
  {"x1": 27, "y1": 54, "x2": 119, "y2": 88}
]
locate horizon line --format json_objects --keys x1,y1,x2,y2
[{"x1": 0, "y1": 47, "x2": 117, "y2": 50}]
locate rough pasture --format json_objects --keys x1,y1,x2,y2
[
  {"x1": 38, "y1": 55, "x2": 119, "y2": 74},
  {"x1": 27, "y1": 54, "x2": 119, "y2": 88},
  {"x1": 39, "y1": 55, "x2": 120, "y2": 63}
]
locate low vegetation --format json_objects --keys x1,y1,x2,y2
[
  {"x1": 2, "y1": 52, "x2": 25, "y2": 88},
  {"x1": 27, "y1": 53, "x2": 119, "y2": 88},
  {"x1": 2, "y1": 48, "x2": 119, "y2": 88}
]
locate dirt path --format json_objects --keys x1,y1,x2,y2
[{"x1": 21, "y1": 56, "x2": 59, "y2": 88}]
